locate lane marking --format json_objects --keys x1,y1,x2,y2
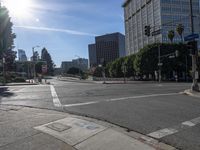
[
  {"x1": 50, "y1": 85, "x2": 62, "y2": 107},
  {"x1": 64, "y1": 93, "x2": 180, "y2": 108},
  {"x1": 108, "y1": 93, "x2": 179, "y2": 102},
  {"x1": 148, "y1": 128, "x2": 178, "y2": 139},
  {"x1": 182, "y1": 121, "x2": 195, "y2": 127},
  {"x1": 65, "y1": 101, "x2": 98, "y2": 107},
  {"x1": 148, "y1": 116, "x2": 200, "y2": 139}
]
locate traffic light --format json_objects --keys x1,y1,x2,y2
[
  {"x1": 187, "y1": 41, "x2": 198, "y2": 55},
  {"x1": 144, "y1": 25, "x2": 151, "y2": 37}
]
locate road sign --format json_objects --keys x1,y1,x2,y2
[
  {"x1": 158, "y1": 63, "x2": 163, "y2": 66},
  {"x1": 42, "y1": 65, "x2": 47, "y2": 74},
  {"x1": 184, "y1": 34, "x2": 199, "y2": 41},
  {"x1": 152, "y1": 29, "x2": 161, "y2": 36}
]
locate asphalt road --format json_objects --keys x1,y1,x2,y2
[{"x1": 1, "y1": 78, "x2": 200, "y2": 150}]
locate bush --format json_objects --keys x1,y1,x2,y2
[
  {"x1": 0, "y1": 76, "x2": 6, "y2": 84},
  {"x1": 13, "y1": 77, "x2": 26, "y2": 83}
]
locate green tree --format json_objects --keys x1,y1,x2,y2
[
  {"x1": 109, "y1": 57, "x2": 125, "y2": 78},
  {"x1": 176, "y1": 24, "x2": 184, "y2": 42},
  {"x1": 134, "y1": 44, "x2": 158, "y2": 78},
  {"x1": 3, "y1": 49, "x2": 16, "y2": 71},
  {"x1": 168, "y1": 30, "x2": 175, "y2": 43},
  {"x1": 0, "y1": 6, "x2": 16, "y2": 76},
  {"x1": 41, "y1": 48, "x2": 54, "y2": 75},
  {"x1": 35, "y1": 62, "x2": 43, "y2": 74},
  {"x1": 124, "y1": 54, "x2": 136, "y2": 77},
  {"x1": 134, "y1": 43, "x2": 191, "y2": 80},
  {"x1": 93, "y1": 67, "x2": 103, "y2": 77},
  {"x1": 67, "y1": 67, "x2": 82, "y2": 75}
]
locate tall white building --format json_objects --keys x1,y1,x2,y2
[{"x1": 123, "y1": 0, "x2": 200, "y2": 55}]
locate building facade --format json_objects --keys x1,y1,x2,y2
[
  {"x1": 18, "y1": 49, "x2": 27, "y2": 61},
  {"x1": 61, "y1": 58, "x2": 88, "y2": 73},
  {"x1": 123, "y1": 0, "x2": 200, "y2": 55},
  {"x1": 88, "y1": 32, "x2": 125, "y2": 67},
  {"x1": 88, "y1": 44, "x2": 97, "y2": 68},
  {"x1": 72, "y1": 58, "x2": 88, "y2": 71}
]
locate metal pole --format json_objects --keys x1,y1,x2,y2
[
  {"x1": 158, "y1": 44, "x2": 161, "y2": 83},
  {"x1": 185, "y1": 56, "x2": 188, "y2": 82},
  {"x1": 189, "y1": 0, "x2": 199, "y2": 91},
  {"x1": 32, "y1": 47, "x2": 36, "y2": 80},
  {"x1": 2, "y1": 57, "x2": 5, "y2": 83}
]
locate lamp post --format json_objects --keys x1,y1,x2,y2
[{"x1": 2, "y1": 57, "x2": 5, "y2": 83}]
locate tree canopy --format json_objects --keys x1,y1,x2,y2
[
  {"x1": 41, "y1": 48, "x2": 54, "y2": 75},
  {"x1": 0, "y1": 6, "x2": 16, "y2": 72}
]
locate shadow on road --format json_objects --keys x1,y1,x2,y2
[{"x1": 0, "y1": 87, "x2": 14, "y2": 98}]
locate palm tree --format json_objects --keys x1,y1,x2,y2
[
  {"x1": 176, "y1": 24, "x2": 184, "y2": 42},
  {"x1": 168, "y1": 30, "x2": 175, "y2": 43}
]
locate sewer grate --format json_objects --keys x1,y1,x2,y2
[{"x1": 46, "y1": 122, "x2": 71, "y2": 132}]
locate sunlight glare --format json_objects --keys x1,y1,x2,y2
[{"x1": 3, "y1": 0, "x2": 33, "y2": 18}]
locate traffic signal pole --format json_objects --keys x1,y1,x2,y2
[
  {"x1": 190, "y1": 0, "x2": 199, "y2": 91},
  {"x1": 158, "y1": 44, "x2": 161, "y2": 83}
]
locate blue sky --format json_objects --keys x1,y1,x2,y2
[{"x1": 9, "y1": 0, "x2": 125, "y2": 67}]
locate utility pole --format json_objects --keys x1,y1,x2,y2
[
  {"x1": 2, "y1": 57, "x2": 5, "y2": 83},
  {"x1": 32, "y1": 46, "x2": 40, "y2": 81},
  {"x1": 189, "y1": 0, "x2": 199, "y2": 91},
  {"x1": 158, "y1": 44, "x2": 161, "y2": 83}
]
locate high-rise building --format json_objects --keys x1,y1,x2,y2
[
  {"x1": 88, "y1": 32, "x2": 125, "y2": 67},
  {"x1": 88, "y1": 44, "x2": 97, "y2": 68},
  {"x1": 18, "y1": 49, "x2": 27, "y2": 61},
  {"x1": 123, "y1": 0, "x2": 200, "y2": 55}
]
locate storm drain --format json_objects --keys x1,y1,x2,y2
[{"x1": 34, "y1": 117, "x2": 107, "y2": 145}]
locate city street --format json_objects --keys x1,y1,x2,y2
[{"x1": 1, "y1": 78, "x2": 200, "y2": 150}]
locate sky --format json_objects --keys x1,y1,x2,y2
[{"x1": 3, "y1": 0, "x2": 125, "y2": 67}]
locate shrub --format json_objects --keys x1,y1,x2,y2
[{"x1": 13, "y1": 77, "x2": 26, "y2": 83}]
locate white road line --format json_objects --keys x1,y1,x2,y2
[
  {"x1": 64, "y1": 101, "x2": 98, "y2": 107},
  {"x1": 108, "y1": 93, "x2": 179, "y2": 102},
  {"x1": 182, "y1": 121, "x2": 195, "y2": 127},
  {"x1": 64, "y1": 93, "x2": 180, "y2": 108},
  {"x1": 148, "y1": 116, "x2": 200, "y2": 139},
  {"x1": 148, "y1": 128, "x2": 178, "y2": 139},
  {"x1": 50, "y1": 85, "x2": 62, "y2": 107}
]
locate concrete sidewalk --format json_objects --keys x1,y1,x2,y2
[{"x1": 0, "y1": 105, "x2": 176, "y2": 150}]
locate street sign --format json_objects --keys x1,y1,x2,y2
[
  {"x1": 158, "y1": 63, "x2": 163, "y2": 66},
  {"x1": 152, "y1": 29, "x2": 161, "y2": 36},
  {"x1": 42, "y1": 65, "x2": 47, "y2": 74},
  {"x1": 184, "y1": 34, "x2": 199, "y2": 41}
]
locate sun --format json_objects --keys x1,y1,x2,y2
[{"x1": 2, "y1": 0, "x2": 33, "y2": 18}]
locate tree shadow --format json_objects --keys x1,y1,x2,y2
[{"x1": 0, "y1": 87, "x2": 14, "y2": 98}]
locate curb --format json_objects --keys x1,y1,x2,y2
[
  {"x1": 3, "y1": 83, "x2": 38, "y2": 86},
  {"x1": 183, "y1": 89, "x2": 200, "y2": 98},
  {"x1": 0, "y1": 104, "x2": 177, "y2": 150}
]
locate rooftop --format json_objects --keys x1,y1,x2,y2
[{"x1": 122, "y1": 0, "x2": 131, "y2": 7}]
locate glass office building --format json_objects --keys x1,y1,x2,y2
[{"x1": 123, "y1": 0, "x2": 200, "y2": 55}]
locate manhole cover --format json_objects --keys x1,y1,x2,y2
[{"x1": 46, "y1": 122, "x2": 71, "y2": 132}]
